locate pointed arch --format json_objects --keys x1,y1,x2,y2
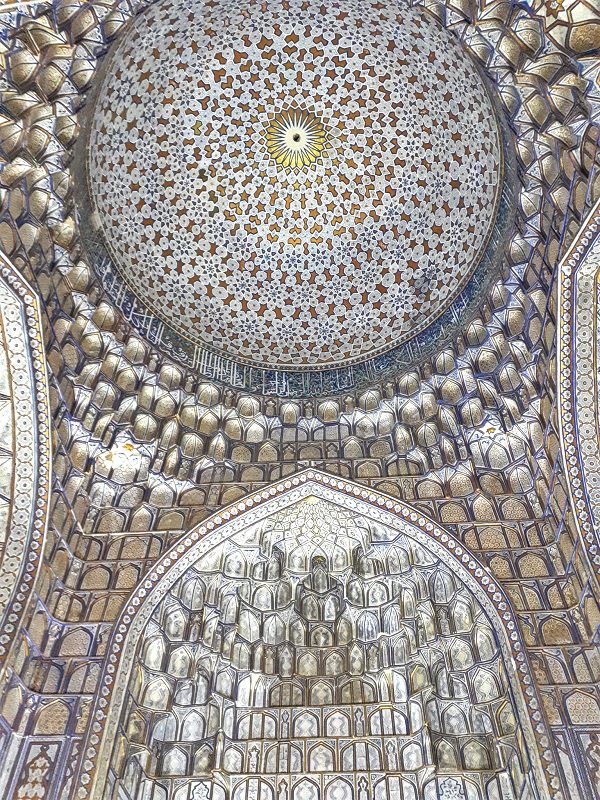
[{"x1": 78, "y1": 469, "x2": 554, "y2": 799}]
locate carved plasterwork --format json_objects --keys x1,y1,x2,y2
[
  {"x1": 0, "y1": 1, "x2": 597, "y2": 797},
  {"x1": 531, "y1": 0, "x2": 600, "y2": 57}
]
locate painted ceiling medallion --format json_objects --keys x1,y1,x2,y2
[
  {"x1": 264, "y1": 108, "x2": 331, "y2": 172},
  {"x1": 82, "y1": 0, "x2": 505, "y2": 372}
]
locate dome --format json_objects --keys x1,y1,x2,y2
[{"x1": 82, "y1": 0, "x2": 505, "y2": 376}]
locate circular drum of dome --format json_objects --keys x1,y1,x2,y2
[{"x1": 78, "y1": 0, "x2": 513, "y2": 395}]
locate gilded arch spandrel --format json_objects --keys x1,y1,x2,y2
[{"x1": 78, "y1": 471, "x2": 557, "y2": 800}]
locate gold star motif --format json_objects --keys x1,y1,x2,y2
[{"x1": 263, "y1": 108, "x2": 330, "y2": 172}]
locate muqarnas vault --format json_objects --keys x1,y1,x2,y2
[{"x1": 0, "y1": 0, "x2": 598, "y2": 799}]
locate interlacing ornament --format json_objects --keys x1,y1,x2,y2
[
  {"x1": 558, "y1": 199, "x2": 600, "y2": 576},
  {"x1": 264, "y1": 109, "x2": 331, "y2": 172},
  {"x1": 0, "y1": 0, "x2": 589, "y2": 399},
  {"x1": 81, "y1": 0, "x2": 505, "y2": 373},
  {"x1": 78, "y1": 472, "x2": 558, "y2": 800}
]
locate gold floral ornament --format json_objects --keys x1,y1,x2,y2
[{"x1": 264, "y1": 108, "x2": 330, "y2": 171}]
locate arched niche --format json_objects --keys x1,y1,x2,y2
[{"x1": 80, "y1": 471, "x2": 554, "y2": 800}]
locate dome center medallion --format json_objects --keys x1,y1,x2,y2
[{"x1": 264, "y1": 108, "x2": 331, "y2": 172}]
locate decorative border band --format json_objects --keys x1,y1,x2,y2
[
  {"x1": 558, "y1": 199, "x2": 600, "y2": 577},
  {"x1": 0, "y1": 253, "x2": 51, "y2": 667}
]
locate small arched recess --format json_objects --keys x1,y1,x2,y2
[{"x1": 80, "y1": 471, "x2": 554, "y2": 800}]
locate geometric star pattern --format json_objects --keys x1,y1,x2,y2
[{"x1": 85, "y1": 0, "x2": 503, "y2": 369}]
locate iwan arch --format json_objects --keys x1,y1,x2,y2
[{"x1": 82, "y1": 472, "x2": 553, "y2": 800}]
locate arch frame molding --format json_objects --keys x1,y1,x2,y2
[
  {"x1": 558, "y1": 198, "x2": 600, "y2": 578},
  {"x1": 78, "y1": 470, "x2": 558, "y2": 800},
  {"x1": 0, "y1": 253, "x2": 51, "y2": 669}
]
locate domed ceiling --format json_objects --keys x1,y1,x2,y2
[{"x1": 79, "y1": 0, "x2": 511, "y2": 390}]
